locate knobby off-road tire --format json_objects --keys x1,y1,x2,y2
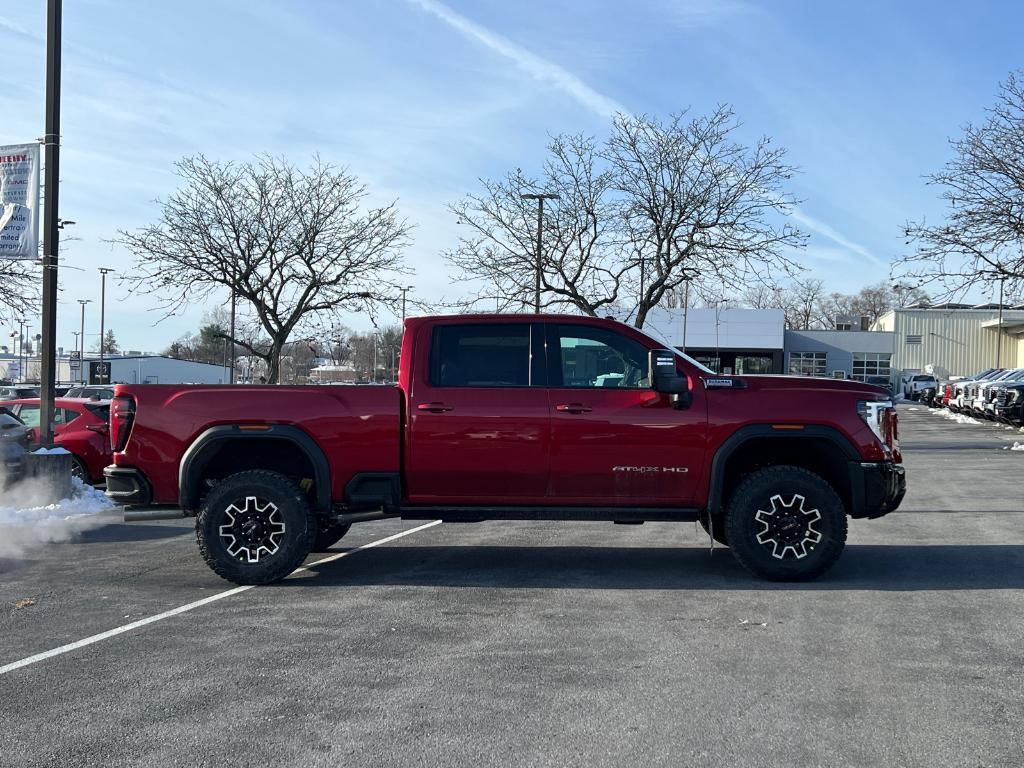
[
  {"x1": 699, "y1": 512, "x2": 729, "y2": 547},
  {"x1": 312, "y1": 521, "x2": 352, "y2": 552},
  {"x1": 725, "y1": 466, "x2": 847, "y2": 581},
  {"x1": 196, "y1": 470, "x2": 317, "y2": 585}
]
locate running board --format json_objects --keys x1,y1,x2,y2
[{"x1": 399, "y1": 506, "x2": 700, "y2": 523}]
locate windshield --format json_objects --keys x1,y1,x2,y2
[{"x1": 630, "y1": 323, "x2": 716, "y2": 375}]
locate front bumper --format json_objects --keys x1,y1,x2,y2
[
  {"x1": 849, "y1": 460, "x2": 906, "y2": 519},
  {"x1": 103, "y1": 465, "x2": 153, "y2": 506}
]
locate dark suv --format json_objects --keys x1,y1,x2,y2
[{"x1": 994, "y1": 384, "x2": 1024, "y2": 426}]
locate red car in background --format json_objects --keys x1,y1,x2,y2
[{"x1": 0, "y1": 398, "x2": 112, "y2": 484}]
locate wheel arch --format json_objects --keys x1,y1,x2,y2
[
  {"x1": 707, "y1": 425, "x2": 860, "y2": 517},
  {"x1": 179, "y1": 425, "x2": 332, "y2": 513}
]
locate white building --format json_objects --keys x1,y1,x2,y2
[{"x1": 0, "y1": 353, "x2": 231, "y2": 385}]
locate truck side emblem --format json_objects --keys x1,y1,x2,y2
[{"x1": 612, "y1": 466, "x2": 688, "y2": 474}]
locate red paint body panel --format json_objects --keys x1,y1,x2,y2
[
  {"x1": 111, "y1": 385, "x2": 400, "y2": 505},
  {"x1": 115, "y1": 314, "x2": 899, "y2": 512}
]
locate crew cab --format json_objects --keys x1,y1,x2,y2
[{"x1": 106, "y1": 315, "x2": 905, "y2": 585}]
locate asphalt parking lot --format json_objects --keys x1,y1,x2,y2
[{"x1": 2, "y1": 405, "x2": 1023, "y2": 768}]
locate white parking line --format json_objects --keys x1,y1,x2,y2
[{"x1": 0, "y1": 520, "x2": 442, "y2": 677}]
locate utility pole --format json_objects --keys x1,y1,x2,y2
[
  {"x1": 38, "y1": 0, "x2": 62, "y2": 444},
  {"x1": 997, "y1": 275, "x2": 1005, "y2": 369},
  {"x1": 680, "y1": 270, "x2": 698, "y2": 356},
  {"x1": 229, "y1": 264, "x2": 237, "y2": 384},
  {"x1": 77, "y1": 298, "x2": 90, "y2": 385},
  {"x1": 520, "y1": 193, "x2": 559, "y2": 313},
  {"x1": 400, "y1": 285, "x2": 413, "y2": 323},
  {"x1": 98, "y1": 267, "x2": 113, "y2": 378}
]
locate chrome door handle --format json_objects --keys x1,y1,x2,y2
[
  {"x1": 555, "y1": 403, "x2": 592, "y2": 414},
  {"x1": 417, "y1": 402, "x2": 454, "y2": 413}
]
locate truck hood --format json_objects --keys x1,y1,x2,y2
[{"x1": 710, "y1": 375, "x2": 891, "y2": 399}]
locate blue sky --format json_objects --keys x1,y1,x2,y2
[{"x1": 1, "y1": 0, "x2": 1021, "y2": 352}]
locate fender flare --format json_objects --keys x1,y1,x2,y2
[
  {"x1": 706, "y1": 424, "x2": 861, "y2": 516},
  {"x1": 178, "y1": 425, "x2": 332, "y2": 512}
]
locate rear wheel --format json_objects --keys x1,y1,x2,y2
[
  {"x1": 725, "y1": 466, "x2": 847, "y2": 581},
  {"x1": 196, "y1": 470, "x2": 316, "y2": 585}
]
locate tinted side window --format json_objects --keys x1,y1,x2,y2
[
  {"x1": 430, "y1": 324, "x2": 532, "y2": 387},
  {"x1": 552, "y1": 324, "x2": 651, "y2": 388}
]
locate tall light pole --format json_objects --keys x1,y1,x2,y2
[
  {"x1": 17, "y1": 319, "x2": 26, "y2": 383},
  {"x1": 520, "y1": 193, "x2": 559, "y2": 313},
  {"x1": 38, "y1": 0, "x2": 63, "y2": 443},
  {"x1": 997, "y1": 275, "x2": 1006, "y2": 369},
  {"x1": 400, "y1": 285, "x2": 413, "y2": 323},
  {"x1": 77, "y1": 298, "x2": 90, "y2": 385},
  {"x1": 680, "y1": 269, "x2": 699, "y2": 356},
  {"x1": 98, "y1": 267, "x2": 114, "y2": 377}
]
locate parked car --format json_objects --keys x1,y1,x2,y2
[
  {"x1": 949, "y1": 369, "x2": 1003, "y2": 413},
  {"x1": 903, "y1": 374, "x2": 937, "y2": 400},
  {"x1": 0, "y1": 408, "x2": 30, "y2": 486},
  {"x1": 994, "y1": 384, "x2": 1024, "y2": 426},
  {"x1": 2, "y1": 398, "x2": 113, "y2": 483},
  {"x1": 969, "y1": 368, "x2": 1024, "y2": 418},
  {"x1": 865, "y1": 375, "x2": 894, "y2": 395},
  {"x1": 0, "y1": 385, "x2": 39, "y2": 401},
  {"x1": 108, "y1": 313, "x2": 905, "y2": 585},
  {"x1": 64, "y1": 385, "x2": 116, "y2": 400}
]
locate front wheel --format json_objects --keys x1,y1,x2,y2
[
  {"x1": 196, "y1": 470, "x2": 317, "y2": 585},
  {"x1": 725, "y1": 466, "x2": 847, "y2": 581}
]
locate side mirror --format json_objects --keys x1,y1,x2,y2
[{"x1": 649, "y1": 349, "x2": 692, "y2": 407}]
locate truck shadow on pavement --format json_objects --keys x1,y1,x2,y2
[
  {"x1": 293, "y1": 544, "x2": 1024, "y2": 591},
  {"x1": 76, "y1": 523, "x2": 191, "y2": 544}
]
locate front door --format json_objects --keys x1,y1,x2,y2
[
  {"x1": 545, "y1": 322, "x2": 706, "y2": 506},
  {"x1": 404, "y1": 321, "x2": 550, "y2": 504}
]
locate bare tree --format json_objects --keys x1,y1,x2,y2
[
  {"x1": 0, "y1": 259, "x2": 39, "y2": 322},
  {"x1": 446, "y1": 107, "x2": 805, "y2": 327},
  {"x1": 118, "y1": 155, "x2": 412, "y2": 383},
  {"x1": 446, "y1": 133, "x2": 623, "y2": 315},
  {"x1": 604, "y1": 108, "x2": 805, "y2": 327},
  {"x1": 894, "y1": 70, "x2": 1024, "y2": 302}
]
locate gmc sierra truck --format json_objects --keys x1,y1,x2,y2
[{"x1": 105, "y1": 314, "x2": 905, "y2": 584}]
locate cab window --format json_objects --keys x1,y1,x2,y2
[
  {"x1": 549, "y1": 324, "x2": 651, "y2": 389},
  {"x1": 430, "y1": 323, "x2": 537, "y2": 387}
]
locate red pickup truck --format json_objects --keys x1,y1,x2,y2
[{"x1": 106, "y1": 314, "x2": 905, "y2": 584}]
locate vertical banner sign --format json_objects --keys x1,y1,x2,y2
[{"x1": 0, "y1": 143, "x2": 41, "y2": 261}]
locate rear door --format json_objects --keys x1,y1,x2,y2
[
  {"x1": 404, "y1": 321, "x2": 550, "y2": 504},
  {"x1": 545, "y1": 322, "x2": 707, "y2": 506}
]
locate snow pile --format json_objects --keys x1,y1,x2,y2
[
  {"x1": 933, "y1": 409, "x2": 984, "y2": 425},
  {"x1": 0, "y1": 477, "x2": 115, "y2": 558},
  {"x1": 1002, "y1": 442, "x2": 1024, "y2": 452}
]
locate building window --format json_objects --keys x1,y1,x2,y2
[
  {"x1": 852, "y1": 353, "x2": 892, "y2": 380},
  {"x1": 835, "y1": 322, "x2": 853, "y2": 331},
  {"x1": 789, "y1": 351, "x2": 827, "y2": 377}
]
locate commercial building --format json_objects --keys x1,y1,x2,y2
[
  {"x1": 874, "y1": 304, "x2": 1024, "y2": 381},
  {"x1": 0, "y1": 353, "x2": 231, "y2": 385},
  {"x1": 643, "y1": 307, "x2": 786, "y2": 374},
  {"x1": 784, "y1": 329, "x2": 895, "y2": 381}
]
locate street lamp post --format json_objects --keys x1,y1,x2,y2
[
  {"x1": 400, "y1": 285, "x2": 413, "y2": 323},
  {"x1": 98, "y1": 267, "x2": 113, "y2": 377},
  {"x1": 77, "y1": 298, "x2": 90, "y2": 385},
  {"x1": 520, "y1": 193, "x2": 559, "y2": 313},
  {"x1": 680, "y1": 270, "x2": 699, "y2": 356},
  {"x1": 997, "y1": 275, "x2": 1006, "y2": 369}
]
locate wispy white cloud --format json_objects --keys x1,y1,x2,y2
[
  {"x1": 791, "y1": 209, "x2": 882, "y2": 265},
  {"x1": 404, "y1": 0, "x2": 627, "y2": 118}
]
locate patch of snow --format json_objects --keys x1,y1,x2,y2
[
  {"x1": 937, "y1": 410, "x2": 984, "y2": 425},
  {"x1": 908, "y1": 407, "x2": 920, "y2": 411},
  {"x1": 1002, "y1": 442, "x2": 1024, "y2": 452},
  {"x1": 0, "y1": 477, "x2": 115, "y2": 558},
  {"x1": 31, "y1": 447, "x2": 70, "y2": 455}
]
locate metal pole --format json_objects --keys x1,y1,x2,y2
[
  {"x1": 39, "y1": 0, "x2": 62, "y2": 444},
  {"x1": 98, "y1": 267, "x2": 113, "y2": 373},
  {"x1": 681, "y1": 280, "x2": 690, "y2": 355},
  {"x1": 78, "y1": 299, "x2": 89, "y2": 385},
  {"x1": 229, "y1": 273, "x2": 236, "y2": 384},
  {"x1": 997, "y1": 276, "x2": 1004, "y2": 368},
  {"x1": 534, "y1": 197, "x2": 543, "y2": 313}
]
